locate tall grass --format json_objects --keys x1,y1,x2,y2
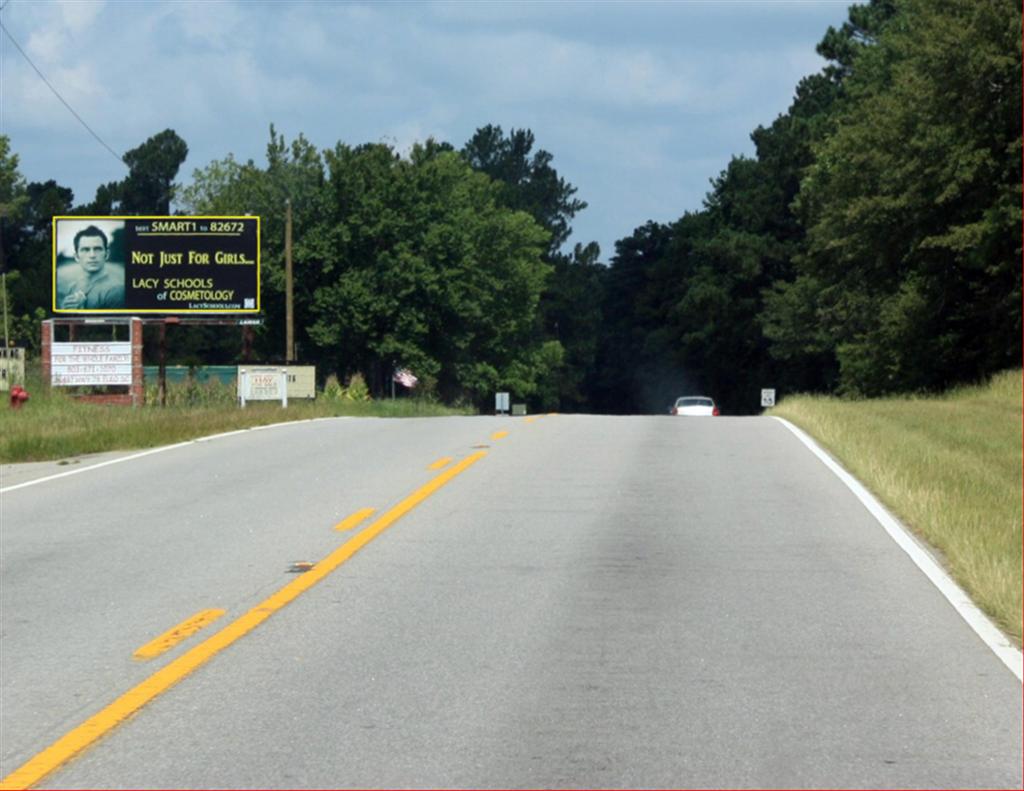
[
  {"x1": 0, "y1": 367, "x2": 472, "y2": 464},
  {"x1": 770, "y1": 369, "x2": 1022, "y2": 644}
]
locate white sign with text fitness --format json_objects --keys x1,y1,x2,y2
[{"x1": 51, "y1": 342, "x2": 132, "y2": 386}]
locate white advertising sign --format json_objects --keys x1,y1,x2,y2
[
  {"x1": 51, "y1": 342, "x2": 132, "y2": 386},
  {"x1": 238, "y1": 367, "x2": 288, "y2": 407},
  {"x1": 0, "y1": 347, "x2": 25, "y2": 391}
]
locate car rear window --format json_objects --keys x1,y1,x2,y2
[{"x1": 678, "y1": 397, "x2": 713, "y2": 407}]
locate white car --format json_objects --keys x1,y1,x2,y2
[{"x1": 670, "y1": 396, "x2": 719, "y2": 416}]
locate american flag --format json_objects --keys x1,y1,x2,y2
[{"x1": 393, "y1": 368, "x2": 418, "y2": 388}]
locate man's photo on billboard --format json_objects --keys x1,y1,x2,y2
[{"x1": 54, "y1": 220, "x2": 126, "y2": 311}]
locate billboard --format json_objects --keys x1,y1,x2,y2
[{"x1": 52, "y1": 216, "x2": 260, "y2": 314}]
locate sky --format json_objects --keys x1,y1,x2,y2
[{"x1": 1, "y1": 0, "x2": 854, "y2": 263}]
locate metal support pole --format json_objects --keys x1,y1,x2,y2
[
  {"x1": 241, "y1": 324, "x2": 254, "y2": 362},
  {"x1": 285, "y1": 199, "x2": 294, "y2": 363},
  {"x1": 158, "y1": 323, "x2": 168, "y2": 407}
]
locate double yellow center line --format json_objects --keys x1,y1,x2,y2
[{"x1": 0, "y1": 451, "x2": 487, "y2": 791}]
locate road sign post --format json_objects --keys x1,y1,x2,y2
[{"x1": 495, "y1": 392, "x2": 510, "y2": 415}]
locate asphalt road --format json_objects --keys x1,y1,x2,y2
[{"x1": 1, "y1": 415, "x2": 1020, "y2": 789}]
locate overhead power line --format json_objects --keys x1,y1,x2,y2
[{"x1": 0, "y1": 15, "x2": 125, "y2": 166}]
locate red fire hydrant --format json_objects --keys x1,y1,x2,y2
[{"x1": 9, "y1": 385, "x2": 28, "y2": 409}]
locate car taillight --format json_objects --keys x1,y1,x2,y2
[
  {"x1": 712, "y1": 406, "x2": 720, "y2": 416},
  {"x1": 671, "y1": 406, "x2": 677, "y2": 415}
]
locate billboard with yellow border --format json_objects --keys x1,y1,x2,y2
[{"x1": 52, "y1": 216, "x2": 260, "y2": 314}]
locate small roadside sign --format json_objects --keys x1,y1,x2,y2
[
  {"x1": 495, "y1": 392, "x2": 510, "y2": 414},
  {"x1": 761, "y1": 388, "x2": 776, "y2": 408},
  {"x1": 239, "y1": 367, "x2": 288, "y2": 408}
]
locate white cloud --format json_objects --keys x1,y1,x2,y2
[
  {"x1": 22, "y1": 0, "x2": 105, "y2": 64},
  {"x1": 23, "y1": 27, "x2": 63, "y2": 64},
  {"x1": 173, "y1": 0, "x2": 248, "y2": 48},
  {"x1": 57, "y1": 0, "x2": 106, "y2": 32},
  {"x1": 385, "y1": 119, "x2": 455, "y2": 158},
  {"x1": 417, "y1": 30, "x2": 704, "y2": 111},
  {"x1": 1, "y1": 0, "x2": 852, "y2": 261}
]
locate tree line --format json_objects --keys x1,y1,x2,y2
[
  {"x1": 596, "y1": 0, "x2": 1020, "y2": 413},
  {"x1": 0, "y1": 0, "x2": 1019, "y2": 413}
]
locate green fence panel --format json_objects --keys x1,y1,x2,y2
[{"x1": 142, "y1": 366, "x2": 238, "y2": 385}]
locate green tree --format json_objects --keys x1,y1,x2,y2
[
  {"x1": 188, "y1": 131, "x2": 552, "y2": 403},
  {"x1": 643, "y1": 194, "x2": 779, "y2": 415},
  {"x1": 86, "y1": 129, "x2": 188, "y2": 214},
  {"x1": 539, "y1": 241, "x2": 604, "y2": 410},
  {"x1": 120, "y1": 129, "x2": 189, "y2": 214},
  {"x1": 0, "y1": 139, "x2": 79, "y2": 350},
  {"x1": 6, "y1": 180, "x2": 75, "y2": 349},
  {"x1": 309, "y1": 141, "x2": 550, "y2": 404},
  {"x1": 596, "y1": 49, "x2": 847, "y2": 413},
  {"x1": 0, "y1": 135, "x2": 27, "y2": 218},
  {"x1": 796, "y1": 0, "x2": 1022, "y2": 394},
  {"x1": 463, "y1": 124, "x2": 602, "y2": 410},
  {"x1": 816, "y1": 0, "x2": 898, "y2": 82},
  {"x1": 571, "y1": 0, "x2": 1017, "y2": 410},
  {"x1": 741, "y1": 71, "x2": 845, "y2": 395},
  {"x1": 181, "y1": 126, "x2": 331, "y2": 365},
  {"x1": 0, "y1": 136, "x2": 28, "y2": 347},
  {"x1": 592, "y1": 221, "x2": 674, "y2": 413},
  {"x1": 462, "y1": 125, "x2": 586, "y2": 255}
]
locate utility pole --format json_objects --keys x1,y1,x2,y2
[
  {"x1": 0, "y1": 206, "x2": 8, "y2": 349},
  {"x1": 285, "y1": 199, "x2": 294, "y2": 363},
  {"x1": 1, "y1": 271, "x2": 8, "y2": 350}
]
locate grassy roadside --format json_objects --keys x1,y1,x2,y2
[
  {"x1": 769, "y1": 369, "x2": 1022, "y2": 645},
  {"x1": 0, "y1": 367, "x2": 473, "y2": 464}
]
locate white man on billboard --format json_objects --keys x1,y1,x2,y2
[{"x1": 55, "y1": 222, "x2": 126, "y2": 310}]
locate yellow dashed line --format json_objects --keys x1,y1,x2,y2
[
  {"x1": 333, "y1": 507, "x2": 376, "y2": 532},
  {"x1": 132, "y1": 609, "x2": 226, "y2": 660},
  {"x1": 0, "y1": 451, "x2": 487, "y2": 791}
]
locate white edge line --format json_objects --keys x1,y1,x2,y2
[
  {"x1": 772, "y1": 416, "x2": 1023, "y2": 683},
  {"x1": 0, "y1": 417, "x2": 346, "y2": 494}
]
